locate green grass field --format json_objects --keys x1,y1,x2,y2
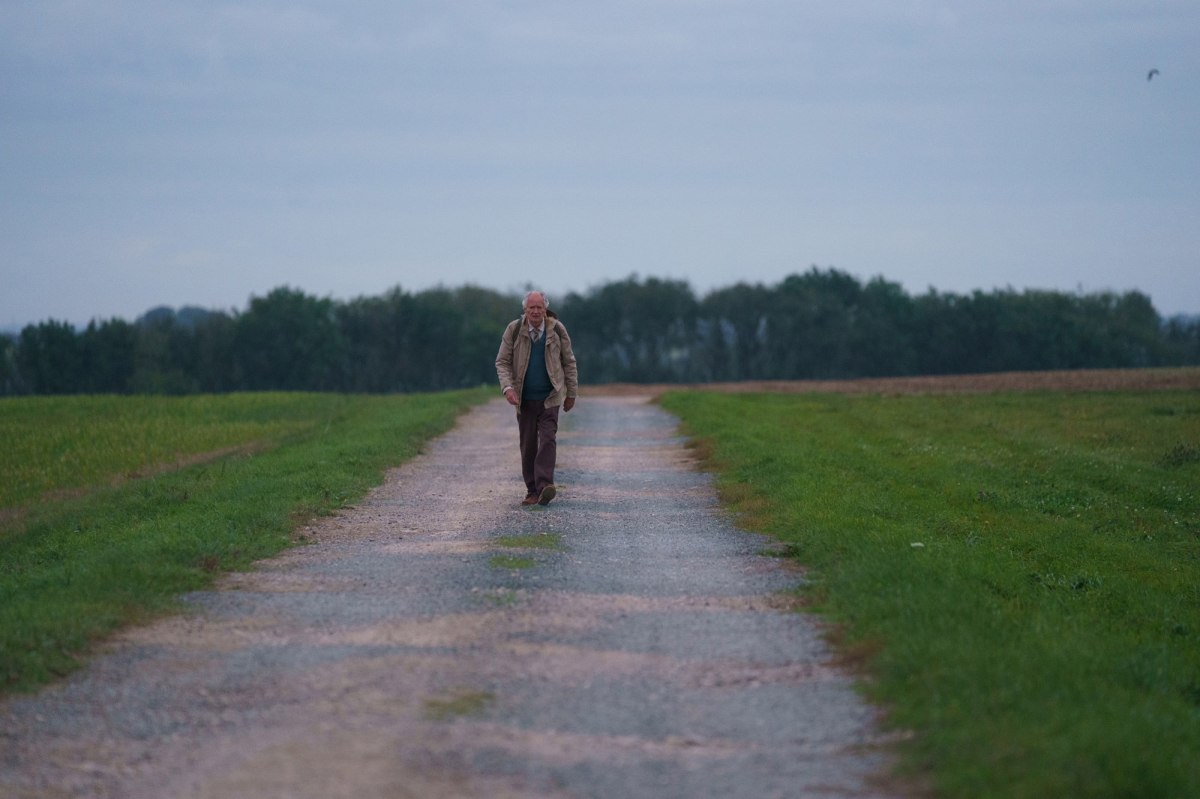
[
  {"x1": 0, "y1": 394, "x2": 327, "y2": 511},
  {"x1": 662, "y1": 390, "x2": 1200, "y2": 799},
  {"x1": 0, "y1": 389, "x2": 489, "y2": 693}
]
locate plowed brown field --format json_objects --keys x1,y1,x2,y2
[{"x1": 581, "y1": 366, "x2": 1200, "y2": 397}]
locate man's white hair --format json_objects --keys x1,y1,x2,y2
[{"x1": 522, "y1": 291, "x2": 548, "y2": 309}]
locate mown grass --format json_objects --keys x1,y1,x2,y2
[
  {"x1": 495, "y1": 533, "x2": 564, "y2": 550},
  {"x1": 489, "y1": 554, "x2": 538, "y2": 569},
  {"x1": 422, "y1": 688, "x2": 495, "y2": 720},
  {"x1": 661, "y1": 390, "x2": 1200, "y2": 799},
  {"x1": 0, "y1": 394, "x2": 323, "y2": 510},
  {"x1": 1, "y1": 389, "x2": 489, "y2": 694}
]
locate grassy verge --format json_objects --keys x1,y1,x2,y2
[
  {"x1": 661, "y1": 390, "x2": 1200, "y2": 799},
  {"x1": 1, "y1": 389, "x2": 489, "y2": 693},
  {"x1": 0, "y1": 394, "x2": 326, "y2": 510}
]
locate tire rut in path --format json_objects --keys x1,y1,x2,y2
[{"x1": 1, "y1": 397, "x2": 897, "y2": 799}]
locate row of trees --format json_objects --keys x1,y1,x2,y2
[
  {"x1": 563, "y1": 271, "x2": 1200, "y2": 383},
  {"x1": 3, "y1": 270, "x2": 1198, "y2": 396}
]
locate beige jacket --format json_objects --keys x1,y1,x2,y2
[{"x1": 495, "y1": 311, "x2": 578, "y2": 409}]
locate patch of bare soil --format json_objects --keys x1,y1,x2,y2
[
  {"x1": 0, "y1": 441, "x2": 273, "y2": 537},
  {"x1": 115, "y1": 439, "x2": 274, "y2": 487},
  {"x1": 37, "y1": 440, "x2": 273, "y2": 505},
  {"x1": 582, "y1": 366, "x2": 1200, "y2": 398},
  {"x1": 0, "y1": 506, "x2": 26, "y2": 537}
]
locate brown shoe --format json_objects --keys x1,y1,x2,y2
[
  {"x1": 537, "y1": 484, "x2": 557, "y2": 506},
  {"x1": 521, "y1": 493, "x2": 539, "y2": 506}
]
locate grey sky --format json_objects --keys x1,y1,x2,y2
[{"x1": 2, "y1": 1, "x2": 1198, "y2": 328}]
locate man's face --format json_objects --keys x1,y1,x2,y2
[{"x1": 525, "y1": 294, "x2": 546, "y2": 325}]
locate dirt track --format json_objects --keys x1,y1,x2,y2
[
  {"x1": 1, "y1": 397, "x2": 894, "y2": 799},
  {"x1": 582, "y1": 366, "x2": 1200, "y2": 398}
]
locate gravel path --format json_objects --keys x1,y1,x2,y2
[{"x1": 2, "y1": 397, "x2": 896, "y2": 799}]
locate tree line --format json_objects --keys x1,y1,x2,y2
[{"x1": 3, "y1": 269, "x2": 1198, "y2": 396}]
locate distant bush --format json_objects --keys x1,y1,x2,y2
[
  {"x1": 558, "y1": 270, "x2": 1196, "y2": 383},
  {"x1": 4, "y1": 271, "x2": 1198, "y2": 396},
  {"x1": 0, "y1": 333, "x2": 21, "y2": 395}
]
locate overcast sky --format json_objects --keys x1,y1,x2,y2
[{"x1": 2, "y1": 1, "x2": 1197, "y2": 328}]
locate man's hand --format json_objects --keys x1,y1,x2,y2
[
  {"x1": 505, "y1": 388, "x2": 519, "y2": 406},
  {"x1": 563, "y1": 397, "x2": 575, "y2": 412}
]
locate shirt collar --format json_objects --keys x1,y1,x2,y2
[{"x1": 527, "y1": 318, "x2": 545, "y2": 339}]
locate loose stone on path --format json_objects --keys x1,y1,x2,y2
[{"x1": 1, "y1": 397, "x2": 896, "y2": 799}]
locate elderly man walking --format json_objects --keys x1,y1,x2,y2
[{"x1": 495, "y1": 291, "x2": 579, "y2": 506}]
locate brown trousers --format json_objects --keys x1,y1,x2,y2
[{"x1": 518, "y1": 399, "x2": 560, "y2": 495}]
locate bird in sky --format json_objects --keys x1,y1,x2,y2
[{"x1": 1147, "y1": 68, "x2": 1160, "y2": 81}]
